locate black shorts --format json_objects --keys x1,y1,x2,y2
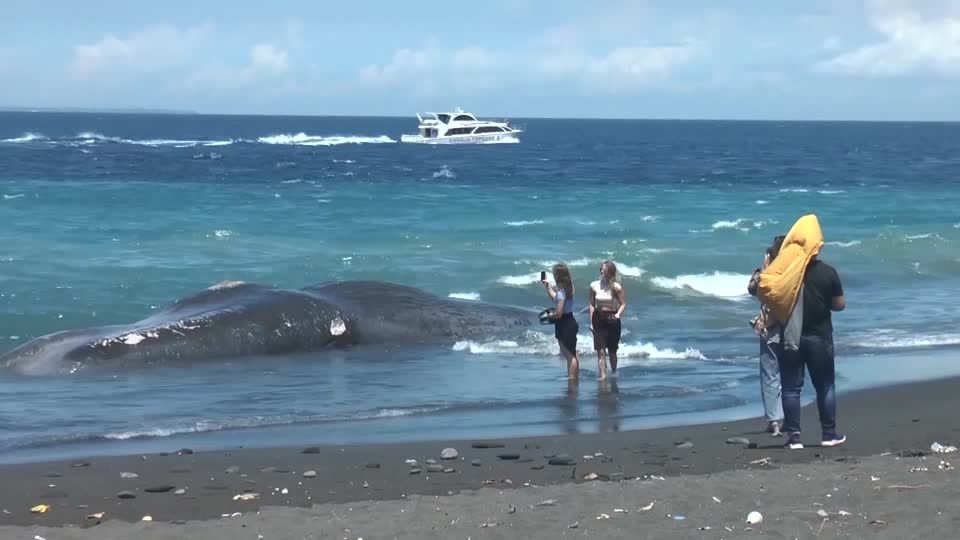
[
  {"x1": 554, "y1": 313, "x2": 578, "y2": 354},
  {"x1": 592, "y1": 311, "x2": 622, "y2": 352}
]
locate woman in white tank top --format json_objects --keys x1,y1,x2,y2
[{"x1": 589, "y1": 260, "x2": 626, "y2": 380}]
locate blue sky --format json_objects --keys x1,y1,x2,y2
[{"x1": 2, "y1": 0, "x2": 959, "y2": 119}]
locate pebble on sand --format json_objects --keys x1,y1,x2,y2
[
  {"x1": 471, "y1": 442, "x2": 505, "y2": 449},
  {"x1": 302, "y1": 470, "x2": 317, "y2": 478},
  {"x1": 441, "y1": 448, "x2": 459, "y2": 460},
  {"x1": 497, "y1": 454, "x2": 521, "y2": 460},
  {"x1": 675, "y1": 441, "x2": 695, "y2": 449},
  {"x1": 471, "y1": 459, "x2": 482, "y2": 467},
  {"x1": 409, "y1": 467, "x2": 422, "y2": 475},
  {"x1": 173, "y1": 489, "x2": 187, "y2": 496},
  {"x1": 365, "y1": 463, "x2": 381, "y2": 469},
  {"x1": 427, "y1": 464, "x2": 443, "y2": 473},
  {"x1": 548, "y1": 455, "x2": 576, "y2": 466},
  {"x1": 726, "y1": 437, "x2": 751, "y2": 445},
  {"x1": 116, "y1": 491, "x2": 137, "y2": 500},
  {"x1": 144, "y1": 485, "x2": 176, "y2": 493},
  {"x1": 225, "y1": 466, "x2": 240, "y2": 474},
  {"x1": 120, "y1": 472, "x2": 139, "y2": 479},
  {"x1": 301, "y1": 447, "x2": 321, "y2": 454}
]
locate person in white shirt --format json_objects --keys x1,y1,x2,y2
[{"x1": 588, "y1": 260, "x2": 626, "y2": 380}]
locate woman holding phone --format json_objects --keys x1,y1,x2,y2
[
  {"x1": 589, "y1": 260, "x2": 626, "y2": 380},
  {"x1": 542, "y1": 263, "x2": 580, "y2": 379}
]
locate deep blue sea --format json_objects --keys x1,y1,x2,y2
[{"x1": 1, "y1": 112, "x2": 959, "y2": 464}]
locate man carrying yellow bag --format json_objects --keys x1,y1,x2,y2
[{"x1": 756, "y1": 214, "x2": 847, "y2": 450}]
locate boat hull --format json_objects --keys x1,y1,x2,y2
[{"x1": 400, "y1": 132, "x2": 521, "y2": 145}]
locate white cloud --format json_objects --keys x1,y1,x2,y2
[
  {"x1": 816, "y1": 4, "x2": 960, "y2": 77},
  {"x1": 179, "y1": 43, "x2": 291, "y2": 92},
  {"x1": 539, "y1": 45, "x2": 697, "y2": 91},
  {"x1": 69, "y1": 24, "x2": 211, "y2": 79}
]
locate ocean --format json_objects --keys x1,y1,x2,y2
[{"x1": 1, "y1": 112, "x2": 959, "y2": 464}]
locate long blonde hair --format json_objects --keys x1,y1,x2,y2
[
  {"x1": 602, "y1": 260, "x2": 619, "y2": 288},
  {"x1": 552, "y1": 263, "x2": 574, "y2": 298}
]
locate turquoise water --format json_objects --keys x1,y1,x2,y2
[{"x1": 1, "y1": 114, "x2": 959, "y2": 463}]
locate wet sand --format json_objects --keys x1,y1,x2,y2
[{"x1": 1, "y1": 376, "x2": 958, "y2": 538}]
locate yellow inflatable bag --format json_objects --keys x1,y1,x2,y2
[{"x1": 757, "y1": 214, "x2": 824, "y2": 324}]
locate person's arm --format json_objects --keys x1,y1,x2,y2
[
  {"x1": 588, "y1": 287, "x2": 596, "y2": 331},
  {"x1": 543, "y1": 279, "x2": 556, "y2": 301},
  {"x1": 553, "y1": 289, "x2": 566, "y2": 319},
  {"x1": 614, "y1": 283, "x2": 626, "y2": 319},
  {"x1": 830, "y1": 267, "x2": 845, "y2": 311}
]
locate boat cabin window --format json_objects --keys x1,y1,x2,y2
[
  {"x1": 473, "y1": 126, "x2": 506, "y2": 134},
  {"x1": 453, "y1": 114, "x2": 476, "y2": 122},
  {"x1": 446, "y1": 127, "x2": 475, "y2": 136},
  {"x1": 437, "y1": 114, "x2": 451, "y2": 124}
]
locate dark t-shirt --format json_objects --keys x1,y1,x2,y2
[{"x1": 802, "y1": 260, "x2": 843, "y2": 338}]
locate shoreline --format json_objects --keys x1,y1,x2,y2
[{"x1": 1, "y1": 375, "x2": 958, "y2": 530}]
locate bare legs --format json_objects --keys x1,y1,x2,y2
[
  {"x1": 560, "y1": 344, "x2": 580, "y2": 379},
  {"x1": 595, "y1": 349, "x2": 608, "y2": 380}
]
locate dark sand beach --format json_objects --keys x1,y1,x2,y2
[{"x1": 1, "y1": 376, "x2": 958, "y2": 539}]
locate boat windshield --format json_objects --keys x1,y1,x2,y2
[
  {"x1": 453, "y1": 114, "x2": 476, "y2": 122},
  {"x1": 436, "y1": 114, "x2": 451, "y2": 124}
]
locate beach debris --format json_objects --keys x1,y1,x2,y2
[
  {"x1": 746, "y1": 511, "x2": 763, "y2": 524},
  {"x1": 225, "y1": 465, "x2": 240, "y2": 474},
  {"x1": 362, "y1": 481, "x2": 370, "y2": 488},
  {"x1": 144, "y1": 485, "x2": 176, "y2": 493},
  {"x1": 910, "y1": 466, "x2": 929, "y2": 473},
  {"x1": 871, "y1": 476, "x2": 880, "y2": 481},
  {"x1": 141, "y1": 515, "x2": 153, "y2": 522},
  {"x1": 443, "y1": 468, "x2": 456, "y2": 474},
  {"x1": 404, "y1": 459, "x2": 417, "y2": 465},
  {"x1": 71, "y1": 461, "x2": 91, "y2": 468},
  {"x1": 534, "y1": 499, "x2": 558, "y2": 507},
  {"x1": 583, "y1": 472, "x2": 599, "y2": 481},
  {"x1": 301, "y1": 446, "x2": 321, "y2": 454},
  {"x1": 750, "y1": 457, "x2": 772, "y2": 465},
  {"x1": 120, "y1": 472, "x2": 139, "y2": 479},
  {"x1": 365, "y1": 462, "x2": 381, "y2": 469},
  {"x1": 471, "y1": 442, "x2": 505, "y2": 449},
  {"x1": 931, "y1": 442, "x2": 958, "y2": 453},
  {"x1": 886, "y1": 484, "x2": 930, "y2": 490},
  {"x1": 614, "y1": 508, "x2": 627, "y2": 513},
  {"x1": 481, "y1": 522, "x2": 498, "y2": 528},
  {"x1": 85, "y1": 511, "x2": 105, "y2": 520},
  {"x1": 675, "y1": 440, "x2": 695, "y2": 449},
  {"x1": 441, "y1": 448, "x2": 459, "y2": 460},
  {"x1": 938, "y1": 460, "x2": 953, "y2": 470},
  {"x1": 817, "y1": 509, "x2": 829, "y2": 518},
  {"x1": 597, "y1": 513, "x2": 611, "y2": 520},
  {"x1": 497, "y1": 453, "x2": 521, "y2": 460},
  {"x1": 712, "y1": 496, "x2": 723, "y2": 503},
  {"x1": 698, "y1": 526, "x2": 712, "y2": 531},
  {"x1": 638, "y1": 501, "x2": 655, "y2": 512},
  {"x1": 548, "y1": 454, "x2": 576, "y2": 466},
  {"x1": 507, "y1": 504, "x2": 517, "y2": 514},
  {"x1": 671, "y1": 515, "x2": 686, "y2": 521},
  {"x1": 425, "y1": 458, "x2": 438, "y2": 465},
  {"x1": 726, "y1": 437, "x2": 751, "y2": 445},
  {"x1": 116, "y1": 491, "x2": 136, "y2": 499},
  {"x1": 870, "y1": 519, "x2": 888, "y2": 526},
  {"x1": 568, "y1": 521, "x2": 580, "y2": 529},
  {"x1": 174, "y1": 488, "x2": 187, "y2": 496},
  {"x1": 471, "y1": 459, "x2": 482, "y2": 466},
  {"x1": 30, "y1": 504, "x2": 50, "y2": 514},
  {"x1": 280, "y1": 488, "x2": 289, "y2": 494},
  {"x1": 233, "y1": 493, "x2": 259, "y2": 501},
  {"x1": 583, "y1": 454, "x2": 595, "y2": 460},
  {"x1": 838, "y1": 510, "x2": 851, "y2": 516},
  {"x1": 409, "y1": 467, "x2": 422, "y2": 475},
  {"x1": 176, "y1": 448, "x2": 194, "y2": 455},
  {"x1": 427, "y1": 464, "x2": 443, "y2": 473},
  {"x1": 34, "y1": 536, "x2": 47, "y2": 540},
  {"x1": 302, "y1": 470, "x2": 318, "y2": 478}
]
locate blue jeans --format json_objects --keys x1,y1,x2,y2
[
  {"x1": 778, "y1": 334, "x2": 837, "y2": 438},
  {"x1": 760, "y1": 340, "x2": 783, "y2": 422}
]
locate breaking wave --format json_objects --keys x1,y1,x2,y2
[
  {"x1": 258, "y1": 133, "x2": 396, "y2": 146},
  {"x1": 650, "y1": 272, "x2": 751, "y2": 300}
]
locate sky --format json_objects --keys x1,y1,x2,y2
[{"x1": 2, "y1": 0, "x2": 959, "y2": 120}]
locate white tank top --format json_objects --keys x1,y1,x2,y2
[{"x1": 591, "y1": 280, "x2": 621, "y2": 312}]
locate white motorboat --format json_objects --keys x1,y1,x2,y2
[{"x1": 400, "y1": 108, "x2": 521, "y2": 144}]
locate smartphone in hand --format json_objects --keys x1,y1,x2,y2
[{"x1": 540, "y1": 271, "x2": 547, "y2": 282}]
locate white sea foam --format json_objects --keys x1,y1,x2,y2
[
  {"x1": 779, "y1": 188, "x2": 809, "y2": 193},
  {"x1": 1, "y1": 132, "x2": 47, "y2": 143},
  {"x1": 755, "y1": 200, "x2": 769, "y2": 205},
  {"x1": 651, "y1": 272, "x2": 751, "y2": 300},
  {"x1": 817, "y1": 190, "x2": 845, "y2": 195},
  {"x1": 616, "y1": 263, "x2": 644, "y2": 277},
  {"x1": 905, "y1": 233, "x2": 933, "y2": 241},
  {"x1": 432, "y1": 166, "x2": 456, "y2": 179},
  {"x1": 213, "y1": 229, "x2": 232, "y2": 238},
  {"x1": 640, "y1": 215, "x2": 659, "y2": 222},
  {"x1": 449, "y1": 292, "x2": 481, "y2": 301},
  {"x1": 849, "y1": 330, "x2": 960, "y2": 350},
  {"x1": 827, "y1": 240, "x2": 861, "y2": 248},
  {"x1": 576, "y1": 219, "x2": 597, "y2": 226},
  {"x1": 453, "y1": 331, "x2": 705, "y2": 361},
  {"x1": 281, "y1": 178, "x2": 303, "y2": 184},
  {"x1": 711, "y1": 218, "x2": 751, "y2": 231},
  {"x1": 497, "y1": 273, "x2": 554, "y2": 286},
  {"x1": 505, "y1": 220, "x2": 545, "y2": 227},
  {"x1": 258, "y1": 133, "x2": 396, "y2": 146},
  {"x1": 3, "y1": 194, "x2": 25, "y2": 200}
]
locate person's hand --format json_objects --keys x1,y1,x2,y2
[{"x1": 614, "y1": 313, "x2": 620, "y2": 320}]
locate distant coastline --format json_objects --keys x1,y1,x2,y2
[{"x1": 0, "y1": 106, "x2": 197, "y2": 115}]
